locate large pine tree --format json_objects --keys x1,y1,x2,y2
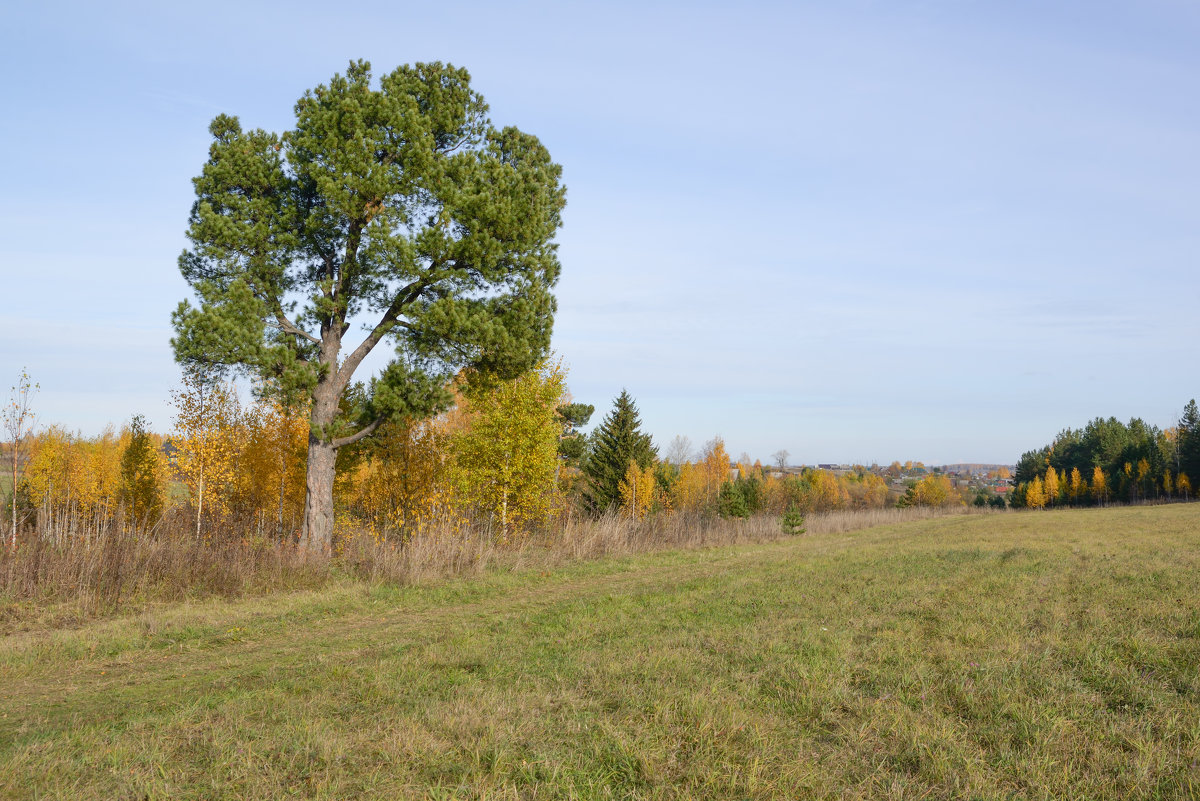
[
  {"x1": 171, "y1": 61, "x2": 565, "y2": 551},
  {"x1": 583, "y1": 390, "x2": 656, "y2": 513}
]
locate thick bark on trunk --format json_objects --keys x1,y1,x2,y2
[
  {"x1": 301, "y1": 372, "x2": 342, "y2": 553},
  {"x1": 302, "y1": 437, "x2": 337, "y2": 553}
]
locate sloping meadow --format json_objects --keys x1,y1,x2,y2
[{"x1": 2, "y1": 504, "x2": 1198, "y2": 799}]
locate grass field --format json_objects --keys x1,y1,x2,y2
[{"x1": 2, "y1": 504, "x2": 1198, "y2": 799}]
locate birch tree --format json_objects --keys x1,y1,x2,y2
[{"x1": 3, "y1": 369, "x2": 36, "y2": 549}]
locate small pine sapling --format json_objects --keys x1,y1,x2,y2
[{"x1": 781, "y1": 505, "x2": 806, "y2": 535}]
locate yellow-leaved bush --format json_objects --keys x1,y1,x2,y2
[
  {"x1": 338, "y1": 359, "x2": 574, "y2": 544},
  {"x1": 450, "y1": 360, "x2": 568, "y2": 540},
  {"x1": 340, "y1": 414, "x2": 457, "y2": 544},
  {"x1": 21, "y1": 426, "x2": 125, "y2": 538}
]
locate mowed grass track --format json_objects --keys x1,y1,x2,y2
[{"x1": 2, "y1": 506, "x2": 1199, "y2": 800}]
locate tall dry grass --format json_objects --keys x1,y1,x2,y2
[
  {"x1": 0, "y1": 504, "x2": 1000, "y2": 628},
  {"x1": 0, "y1": 511, "x2": 324, "y2": 623},
  {"x1": 804, "y1": 504, "x2": 992, "y2": 534}
]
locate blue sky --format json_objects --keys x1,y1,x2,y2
[{"x1": 1, "y1": 1, "x2": 1197, "y2": 465}]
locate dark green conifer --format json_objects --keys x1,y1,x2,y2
[
  {"x1": 556, "y1": 402, "x2": 595, "y2": 470},
  {"x1": 718, "y1": 481, "x2": 749, "y2": 519},
  {"x1": 582, "y1": 390, "x2": 655, "y2": 513},
  {"x1": 780, "y1": 505, "x2": 806, "y2": 535}
]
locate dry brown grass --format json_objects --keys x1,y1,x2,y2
[
  {"x1": 0, "y1": 504, "x2": 998, "y2": 630},
  {"x1": 804, "y1": 504, "x2": 991, "y2": 534},
  {"x1": 0, "y1": 516, "x2": 325, "y2": 628}
]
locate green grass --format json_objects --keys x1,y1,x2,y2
[{"x1": 2, "y1": 505, "x2": 1199, "y2": 799}]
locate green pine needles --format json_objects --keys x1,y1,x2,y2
[
  {"x1": 582, "y1": 390, "x2": 656, "y2": 514},
  {"x1": 780, "y1": 505, "x2": 806, "y2": 535},
  {"x1": 170, "y1": 60, "x2": 566, "y2": 549}
]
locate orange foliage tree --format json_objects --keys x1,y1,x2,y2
[
  {"x1": 670, "y1": 437, "x2": 730, "y2": 516},
  {"x1": 236, "y1": 396, "x2": 309, "y2": 540},
  {"x1": 899, "y1": 474, "x2": 959, "y2": 508},
  {"x1": 1068, "y1": 467, "x2": 1083, "y2": 505},
  {"x1": 845, "y1": 470, "x2": 889, "y2": 509},
  {"x1": 342, "y1": 414, "x2": 453, "y2": 543},
  {"x1": 1025, "y1": 475, "x2": 1047, "y2": 510},
  {"x1": 1092, "y1": 467, "x2": 1108, "y2": 505},
  {"x1": 619, "y1": 460, "x2": 663, "y2": 520},
  {"x1": 1043, "y1": 467, "x2": 1060, "y2": 507}
]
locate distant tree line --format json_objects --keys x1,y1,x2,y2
[{"x1": 1010, "y1": 400, "x2": 1199, "y2": 508}]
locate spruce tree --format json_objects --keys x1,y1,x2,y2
[
  {"x1": 718, "y1": 480, "x2": 749, "y2": 519},
  {"x1": 582, "y1": 390, "x2": 656, "y2": 513}
]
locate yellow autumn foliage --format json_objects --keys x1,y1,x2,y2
[
  {"x1": 1026, "y1": 475, "x2": 1046, "y2": 510},
  {"x1": 671, "y1": 437, "x2": 730, "y2": 514},
  {"x1": 618, "y1": 460, "x2": 660, "y2": 520},
  {"x1": 170, "y1": 372, "x2": 243, "y2": 537},
  {"x1": 1043, "y1": 467, "x2": 1060, "y2": 507},
  {"x1": 234, "y1": 396, "x2": 309, "y2": 538},
  {"x1": 1092, "y1": 466, "x2": 1108, "y2": 504},
  {"x1": 902, "y1": 474, "x2": 961, "y2": 508},
  {"x1": 450, "y1": 360, "x2": 568, "y2": 540},
  {"x1": 344, "y1": 415, "x2": 456, "y2": 542},
  {"x1": 1068, "y1": 467, "x2": 1083, "y2": 503},
  {"x1": 21, "y1": 426, "x2": 125, "y2": 530}
]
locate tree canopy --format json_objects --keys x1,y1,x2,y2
[
  {"x1": 119, "y1": 414, "x2": 164, "y2": 526},
  {"x1": 170, "y1": 60, "x2": 566, "y2": 549},
  {"x1": 1179, "y1": 400, "x2": 1200, "y2": 481},
  {"x1": 1010, "y1": 400, "x2": 1198, "y2": 507}
]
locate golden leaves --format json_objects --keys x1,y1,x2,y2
[
  {"x1": 450, "y1": 359, "x2": 567, "y2": 539},
  {"x1": 619, "y1": 461, "x2": 660, "y2": 521},
  {"x1": 170, "y1": 373, "x2": 309, "y2": 539}
]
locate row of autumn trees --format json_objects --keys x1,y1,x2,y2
[
  {"x1": 11, "y1": 358, "x2": 1197, "y2": 546},
  {"x1": 151, "y1": 60, "x2": 987, "y2": 549},
  {"x1": 12, "y1": 373, "x2": 310, "y2": 545},
  {"x1": 578, "y1": 391, "x2": 956, "y2": 522},
  {"x1": 6, "y1": 361, "x2": 975, "y2": 550},
  {"x1": 1009, "y1": 400, "x2": 1200, "y2": 508},
  {"x1": 7, "y1": 363, "x2": 583, "y2": 547}
]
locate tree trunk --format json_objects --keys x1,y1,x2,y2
[
  {"x1": 277, "y1": 467, "x2": 285, "y2": 540},
  {"x1": 302, "y1": 375, "x2": 341, "y2": 553},
  {"x1": 196, "y1": 472, "x2": 204, "y2": 540},
  {"x1": 302, "y1": 437, "x2": 337, "y2": 553},
  {"x1": 9, "y1": 453, "x2": 17, "y2": 550}
]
